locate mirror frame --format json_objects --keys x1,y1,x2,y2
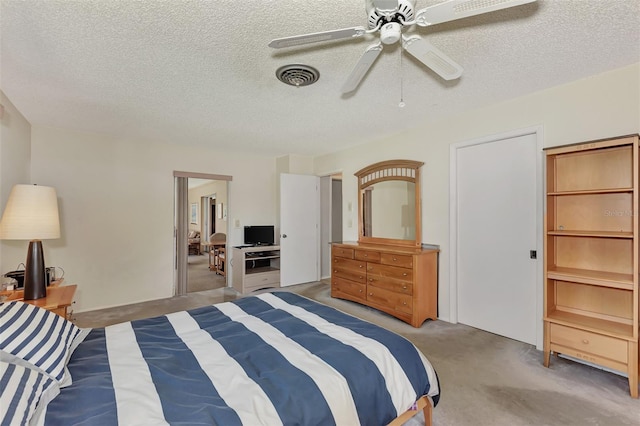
[{"x1": 355, "y1": 159, "x2": 424, "y2": 247}]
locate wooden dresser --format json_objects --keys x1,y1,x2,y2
[{"x1": 331, "y1": 242, "x2": 438, "y2": 327}]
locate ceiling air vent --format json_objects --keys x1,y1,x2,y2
[{"x1": 276, "y1": 64, "x2": 320, "y2": 87}]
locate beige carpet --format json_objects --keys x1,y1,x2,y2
[
  {"x1": 74, "y1": 281, "x2": 640, "y2": 425},
  {"x1": 187, "y1": 252, "x2": 226, "y2": 293}
]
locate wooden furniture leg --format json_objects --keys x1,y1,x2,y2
[
  {"x1": 629, "y1": 342, "x2": 638, "y2": 398},
  {"x1": 387, "y1": 395, "x2": 432, "y2": 426},
  {"x1": 209, "y1": 249, "x2": 216, "y2": 271},
  {"x1": 423, "y1": 398, "x2": 433, "y2": 426},
  {"x1": 543, "y1": 322, "x2": 551, "y2": 367}
]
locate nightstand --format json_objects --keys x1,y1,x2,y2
[{"x1": 5, "y1": 284, "x2": 77, "y2": 321}]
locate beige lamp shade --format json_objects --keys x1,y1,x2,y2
[{"x1": 0, "y1": 184, "x2": 60, "y2": 240}]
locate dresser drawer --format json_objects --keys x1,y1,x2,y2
[
  {"x1": 380, "y1": 253, "x2": 413, "y2": 269},
  {"x1": 549, "y1": 323, "x2": 628, "y2": 364},
  {"x1": 333, "y1": 264, "x2": 366, "y2": 283},
  {"x1": 332, "y1": 257, "x2": 366, "y2": 283},
  {"x1": 367, "y1": 286, "x2": 413, "y2": 315},
  {"x1": 366, "y1": 263, "x2": 413, "y2": 283},
  {"x1": 367, "y1": 276, "x2": 413, "y2": 295},
  {"x1": 332, "y1": 246, "x2": 354, "y2": 259},
  {"x1": 332, "y1": 277, "x2": 366, "y2": 301},
  {"x1": 332, "y1": 256, "x2": 365, "y2": 269},
  {"x1": 355, "y1": 250, "x2": 381, "y2": 262}
]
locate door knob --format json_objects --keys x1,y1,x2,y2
[{"x1": 282, "y1": 234, "x2": 287, "y2": 238}]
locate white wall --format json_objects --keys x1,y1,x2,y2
[
  {"x1": 314, "y1": 63, "x2": 640, "y2": 322},
  {"x1": 0, "y1": 91, "x2": 32, "y2": 274},
  {"x1": 30, "y1": 126, "x2": 276, "y2": 312}
]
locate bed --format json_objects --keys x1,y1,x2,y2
[{"x1": 1, "y1": 291, "x2": 439, "y2": 425}]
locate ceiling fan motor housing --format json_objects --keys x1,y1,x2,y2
[{"x1": 367, "y1": 0, "x2": 416, "y2": 29}]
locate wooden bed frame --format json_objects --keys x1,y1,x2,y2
[{"x1": 388, "y1": 395, "x2": 433, "y2": 426}]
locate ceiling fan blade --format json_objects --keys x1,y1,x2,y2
[
  {"x1": 414, "y1": 0, "x2": 537, "y2": 27},
  {"x1": 371, "y1": 0, "x2": 399, "y2": 12},
  {"x1": 268, "y1": 27, "x2": 367, "y2": 49},
  {"x1": 342, "y1": 43, "x2": 383, "y2": 94},
  {"x1": 402, "y1": 36, "x2": 463, "y2": 80}
]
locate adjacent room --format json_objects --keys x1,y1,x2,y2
[
  {"x1": 1, "y1": 0, "x2": 639, "y2": 425},
  {"x1": 186, "y1": 177, "x2": 229, "y2": 293}
]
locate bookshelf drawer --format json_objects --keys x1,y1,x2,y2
[{"x1": 550, "y1": 323, "x2": 628, "y2": 364}]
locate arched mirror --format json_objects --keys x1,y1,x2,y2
[{"x1": 355, "y1": 159, "x2": 423, "y2": 247}]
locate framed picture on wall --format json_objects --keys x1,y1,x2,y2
[
  {"x1": 217, "y1": 202, "x2": 223, "y2": 219},
  {"x1": 191, "y1": 203, "x2": 198, "y2": 224}
]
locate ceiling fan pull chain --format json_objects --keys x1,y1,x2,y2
[{"x1": 399, "y1": 47, "x2": 405, "y2": 108}]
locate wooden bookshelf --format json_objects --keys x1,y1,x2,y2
[{"x1": 543, "y1": 134, "x2": 639, "y2": 398}]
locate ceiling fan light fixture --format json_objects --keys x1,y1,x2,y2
[
  {"x1": 276, "y1": 64, "x2": 320, "y2": 87},
  {"x1": 380, "y1": 22, "x2": 402, "y2": 45}
]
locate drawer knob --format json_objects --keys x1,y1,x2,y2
[
  {"x1": 403, "y1": 273, "x2": 408, "y2": 276},
  {"x1": 364, "y1": 254, "x2": 368, "y2": 257},
  {"x1": 582, "y1": 339, "x2": 589, "y2": 345},
  {"x1": 333, "y1": 270, "x2": 337, "y2": 273},
  {"x1": 359, "y1": 265, "x2": 363, "y2": 268},
  {"x1": 393, "y1": 257, "x2": 397, "y2": 261},
  {"x1": 359, "y1": 289, "x2": 363, "y2": 293},
  {"x1": 402, "y1": 285, "x2": 407, "y2": 289},
  {"x1": 403, "y1": 302, "x2": 407, "y2": 305},
  {"x1": 359, "y1": 276, "x2": 363, "y2": 279}
]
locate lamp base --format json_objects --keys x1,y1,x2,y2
[{"x1": 24, "y1": 240, "x2": 47, "y2": 300}]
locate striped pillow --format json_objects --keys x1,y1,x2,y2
[
  {"x1": 0, "y1": 361, "x2": 60, "y2": 426},
  {"x1": 0, "y1": 301, "x2": 84, "y2": 386}
]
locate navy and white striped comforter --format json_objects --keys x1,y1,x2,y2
[{"x1": 41, "y1": 292, "x2": 439, "y2": 425}]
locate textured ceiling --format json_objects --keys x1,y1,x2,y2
[{"x1": 1, "y1": 0, "x2": 639, "y2": 156}]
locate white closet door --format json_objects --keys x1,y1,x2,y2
[{"x1": 456, "y1": 133, "x2": 538, "y2": 344}]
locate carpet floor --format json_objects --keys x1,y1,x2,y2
[
  {"x1": 187, "y1": 252, "x2": 226, "y2": 293},
  {"x1": 73, "y1": 281, "x2": 640, "y2": 425}
]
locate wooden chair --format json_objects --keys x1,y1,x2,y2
[{"x1": 208, "y1": 233, "x2": 226, "y2": 272}]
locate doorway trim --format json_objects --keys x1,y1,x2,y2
[
  {"x1": 449, "y1": 125, "x2": 544, "y2": 349},
  {"x1": 319, "y1": 172, "x2": 343, "y2": 280},
  {"x1": 174, "y1": 171, "x2": 232, "y2": 296}
]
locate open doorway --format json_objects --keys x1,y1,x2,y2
[{"x1": 174, "y1": 172, "x2": 232, "y2": 296}]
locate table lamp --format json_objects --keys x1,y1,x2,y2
[{"x1": 0, "y1": 184, "x2": 60, "y2": 300}]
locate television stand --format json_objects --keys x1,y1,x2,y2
[{"x1": 232, "y1": 245, "x2": 280, "y2": 294}]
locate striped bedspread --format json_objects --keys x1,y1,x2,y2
[{"x1": 41, "y1": 292, "x2": 439, "y2": 425}]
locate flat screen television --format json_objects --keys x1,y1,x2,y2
[{"x1": 244, "y1": 225, "x2": 275, "y2": 246}]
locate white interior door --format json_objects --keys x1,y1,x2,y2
[
  {"x1": 280, "y1": 173, "x2": 320, "y2": 287},
  {"x1": 455, "y1": 132, "x2": 539, "y2": 345}
]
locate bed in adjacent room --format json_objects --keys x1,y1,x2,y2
[{"x1": 1, "y1": 292, "x2": 439, "y2": 425}]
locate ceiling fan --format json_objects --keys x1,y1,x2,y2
[{"x1": 269, "y1": 0, "x2": 537, "y2": 93}]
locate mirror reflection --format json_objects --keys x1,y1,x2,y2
[{"x1": 362, "y1": 180, "x2": 416, "y2": 240}]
